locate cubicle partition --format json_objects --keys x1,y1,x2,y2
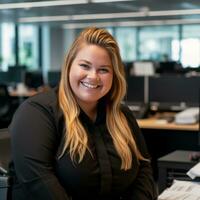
[
  {"x1": 47, "y1": 71, "x2": 61, "y2": 87},
  {"x1": 126, "y1": 74, "x2": 200, "y2": 181},
  {"x1": 149, "y1": 75, "x2": 200, "y2": 111}
]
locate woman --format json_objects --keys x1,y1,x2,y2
[{"x1": 9, "y1": 27, "x2": 157, "y2": 200}]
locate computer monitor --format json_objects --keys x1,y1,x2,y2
[
  {"x1": 123, "y1": 61, "x2": 134, "y2": 77},
  {"x1": 47, "y1": 71, "x2": 61, "y2": 87},
  {"x1": 149, "y1": 75, "x2": 200, "y2": 110},
  {"x1": 125, "y1": 76, "x2": 145, "y2": 103},
  {"x1": 0, "y1": 72, "x2": 9, "y2": 84},
  {"x1": 24, "y1": 71, "x2": 44, "y2": 89},
  {"x1": 8, "y1": 66, "x2": 26, "y2": 83}
]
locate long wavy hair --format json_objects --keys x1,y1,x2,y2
[{"x1": 59, "y1": 27, "x2": 145, "y2": 170}]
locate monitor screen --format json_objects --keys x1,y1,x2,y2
[
  {"x1": 24, "y1": 71, "x2": 44, "y2": 89},
  {"x1": 158, "y1": 61, "x2": 177, "y2": 73},
  {"x1": 125, "y1": 76, "x2": 145, "y2": 103},
  {"x1": 47, "y1": 71, "x2": 61, "y2": 87},
  {"x1": 8, "y1": 66, "x2": 26, "y2": 83},
  {"x1": 0, "y1": 72, "x2": 9, "y2": 84},
  {"x1": 149, "y1": 75, "x2": 200, "y2": 107}
]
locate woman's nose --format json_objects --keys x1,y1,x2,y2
[{"x1": 88, "y1": 70, "x2": 99, "y2": 80}]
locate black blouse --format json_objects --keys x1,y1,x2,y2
[{"x1": 9, "y1": 88, "x2": 157, "y2": 200}]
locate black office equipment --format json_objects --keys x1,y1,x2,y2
[
  {"x1": 158, "y1": 150, "x2": 199, "y2": 193},
  {"x1": 47, "y1": 71, "x2": 61, "y2": 87},
  {"x1": 123, "y1": 61, "x2": 133, "y2": 77},
  {"x1": 0, "y1": 72, "x2": 9, "y2": 84},
  {"x1": 126, "y1": 76, "x2": 145, "y2": 103},
  {"x1": 149, "y1": 75, "x2": 200, "y2": 111},
  {"x1": 24, "y1": 71, "x2": 44, "y2": 89},
  {"x1": 8, "y1": 66, "x2": 26, "y2": 83},
  {"x1": 158, "y1": 61, "x2": 176, "y2": 73},
  {"x1": 125, "y1": 76, "x2": 149, "y2": 119}
]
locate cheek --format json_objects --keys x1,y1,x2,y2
[
  {"x1": 103, "y1": 74, "x2": 113, "y2": 90},
  {"x1": 69, "y1": 68, "x2": 82, "y2": 85}
]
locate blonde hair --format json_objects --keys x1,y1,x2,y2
[{"x1": 59, "y1": 27, "x2": 145, "y2": 170}]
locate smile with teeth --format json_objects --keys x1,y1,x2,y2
[{"x1": 81, "y1": 81, "x2": 100, "y2": 89}]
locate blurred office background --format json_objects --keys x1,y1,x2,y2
[
  {"x1": 0, "y1": 0, "x2": 200, "y2": 72},
  {"x1": 0, "y1": 1, "x2": 200, "y2": 192},
  {"x1": 1, "y1": 0, "x2": 200, "y2": 125}
]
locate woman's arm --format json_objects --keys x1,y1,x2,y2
[
  {"x1": 9, "y1": 100, "x2": 70, "y2": 200},
  {"x1": 122, "y1": 106, "x2": 158, "y2": 200}
]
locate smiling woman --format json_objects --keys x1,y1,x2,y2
[
  {"x1": 9, "y1": 27, "x2": 157, "y2": 200},
  {"x1": 69, "y1": 44, "x2": 113, "y2": 118}
]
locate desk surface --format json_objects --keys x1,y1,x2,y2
[
  {"x1": 10, "y1": 89, "x2": 38, "y2": 97},
  {"x1": 9, "y1": 86, "x2": 50, "y2": 97},
  {"x1": 8, "y1": 91, "x2": 200, "y2": 132},
  {"x1": 137, "y1": 118, "x2": 199, "y2": 131}
]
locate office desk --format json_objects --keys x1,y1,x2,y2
[
  {"x1": 137, "y1": 118, "x2": 198, "y2": 131},
  {"x1": 9, "y1": 90, "x2": 38, "y2": 97},
  {"x1": 137, "y1": 117, "x2": 199, "y2": 180}
]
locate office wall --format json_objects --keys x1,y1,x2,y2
[
  {"x1": 49, "y1": 27, "x2": 65, "y2": 70},
  {"x1": 42, "y1": 26, "x2": 76, "y2": 72}
]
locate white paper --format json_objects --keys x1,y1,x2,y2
[
  {"x1": 158, "y1": 180, "x2": 200, "y2": 200},
  {"x1": 187, "y1": 162, "x2": 200, "y2": 179}
]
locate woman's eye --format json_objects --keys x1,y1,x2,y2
[
  {"x1": 99, "y1": 68, "x2": 109, "y2": 73},
  {"x1": 80, "y1": 64, "x2": 89, "y2": 69}
]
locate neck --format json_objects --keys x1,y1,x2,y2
[{"x1": 78, "y1": 101, "x2": 98, "y2": 122}]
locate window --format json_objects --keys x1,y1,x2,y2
[
  {"x1": 115, "y1": 27, "x2": 137, "y2": 62},
  {"x1": 181, "y1": 25, "x2": 200, "y2": 68},
  {"x1": 18, "y1": 25, "x2": 39, "y2": 70},
  {"x1": 138, "y1": 25, "x2": 179, "y2": 61},
  {"x1": 0, "y1": 23, "x2": 15, "y2": 71}
]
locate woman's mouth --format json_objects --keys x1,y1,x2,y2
[{"x1": 81, "y1": 81, "x2": 100, "y2": 89}]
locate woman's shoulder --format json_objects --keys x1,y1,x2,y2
[
  {"x1": 23, "y1": 87, "x2": 58, "y2": 108},
  {"x1": 27, "y1": 87, "x2": 58, "y2": 106},
  {"x1": 16, "y1": 87, "x2": 60, "y2": 118}
]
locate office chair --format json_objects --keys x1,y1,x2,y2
[
  {"x1": 0, "y1": 128, "x2": 11, "y2": 200},
  {"x1": 0, "y1": 84, "x2": 18, "y2": 129}
]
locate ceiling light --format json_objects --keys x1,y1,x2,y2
[
  {"x1": 149, "y1": 9, "x2": 200, "y2": 16},
  {"x1": 19, "y1": 15, "x2": 71, "y2": 23},
  {"x1": 19, "y1": 8, "x2": 200, "y2": 23},
  {"x1": 19, "y1": 11, "x2": 146, "y2": 23},
  {"x1": 72, "y1": 12, "x2": 145, "y2": 20},
  {"x1": 0, "y1": 0, "x2": 87, "y2": 10},
  {"x1": 92, "y1": 0, "x2": 134, "y2": 2},
  {"x1": 63, "y1": 18, "x2": 200, "y2": 29}
]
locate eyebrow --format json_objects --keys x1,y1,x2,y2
[
  {"x1": 79, "y1": 59, "x2": 91, "y2": 64},
  {"x1": 79, "y1": 59, "x2": 112, "y2": 68}
]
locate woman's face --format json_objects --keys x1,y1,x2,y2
[{"x1": 69, "y1": 44, "x2": 113, "y2": 108}]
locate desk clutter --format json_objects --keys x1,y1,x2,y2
[
  {"x1": 174, "y1": 107, "x2": 199, "y2": 124},
  {"x1": 158, "y1": 150, "x2": 200, "y2": 194},
  {"x1": 158, "y1": 180, "x2": 200, "y2": 200},
  {"x1": 124, "y1": 74, "x2": 200, "y2": 131}
]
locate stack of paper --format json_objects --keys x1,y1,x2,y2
[
  {"x1": 187, "y1": 162, "x2": 200, "y2": 179},
  {"x1": 158, "y1": 180, "x2": 200, "y2": 200},
  {"x1": 174, "y1": 107, "x2": 199, "y2": 124}
]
